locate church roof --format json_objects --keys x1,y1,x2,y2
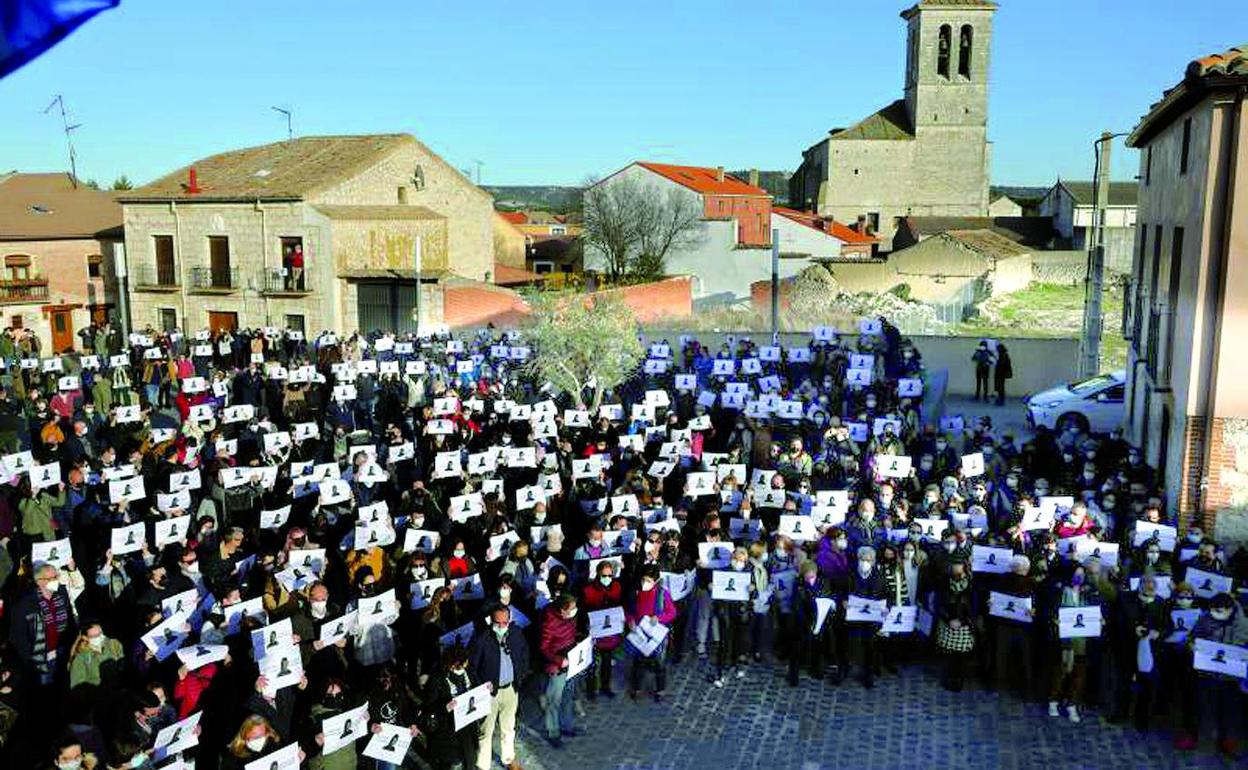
[
  {"x1": 901, "y1": 1, "x2": 997, "y2": 19},
  {"x1": 828, "y1": 99, "x2": 914, "y2": 141}
]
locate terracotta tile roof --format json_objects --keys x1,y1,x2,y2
[
  {"x1": 123, "y1": 134, "x2": 425, "y2": 202},
  {"x1": 1190, "y1": 42, "x2": 1248, "y2": 77},
  {"x1": 635, "y1": 163, "x2": 769, "y2": 196},
  {"x1": 498, "y1": 211, "x2": 527, "y2": 225},
  {"x1": 943, "y1": 229, "x2": 1031, "y2": 259},
  {"x1": 828, "y1": 99, "x2": 914, "y2": 141},
  {"x1": 773, "y1": 207, "x2": 878, "y2": 244},
  {"x1": 1130, "y1": 43, "x2": 1248, "y2": 148},
  {"x1": 443, "y1": 280, "x2": 530, "y2": 328},
  {"x1": 493, "y1": 263, "x2": 544, "y2": 285},
  {"x1": 313, "y1": 204, "x2": 444, "y2": 220},
  {"x1": 0, "y1": 172, "x2": 122, "y2": 240}
]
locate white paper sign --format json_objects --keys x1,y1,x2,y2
[
  {"x1": 566, "y1": 636, "x2": 593, "y2": 679},
  {"x1": 588, "y1": 606, "x2": 626, "y2": 639},
  {"x1": 711, "y1": 570, "x2": 750, "y2": 602},
  {"x1": 846, "y1": 596, "x2": 888, "y2": 623},
  {"x1": 1058, "y1": 606, "x2": 1103, "y2": 638},
  {"x1": 989, "y1": 592, "x2": 1033, "y2": 623}
]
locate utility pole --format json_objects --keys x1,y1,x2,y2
[
  {"x1": 770, "y1": 228, "x2": 780, "y2": 338},
  {"x1": 43, "y1": 95, "x2": 81, "y2": 186},
  {"x1": 1078, "y1": 131, "x2": 1121, "y2": 377}
]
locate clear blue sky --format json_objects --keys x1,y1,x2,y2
[{"x1": 0, "y1": 0, "x2": 1241, "y2": 189}]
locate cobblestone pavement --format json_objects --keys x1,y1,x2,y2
[{"x1": 500, "y1": 655, "x2": 1238, "y2": 770}]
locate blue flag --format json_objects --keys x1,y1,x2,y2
[{"x1": 0, "y1": 0, "x2": 119, "y2": 78}]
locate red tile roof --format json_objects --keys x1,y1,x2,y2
[
  {"x1": 636, "y1": 162, "x2": 769, "y2": 197},
  {"x1": 493, "y1": 263, "x2": 544, "y2": 285},
  {"x1": 443, "y1": 283, "x2": 530, "y2": 328},
  {"x1": 773, "y1": 207, "x2": 878, "y2": 244},
  {"x1": 498, "y1": 211, "x2": 527, "y2": 225}
]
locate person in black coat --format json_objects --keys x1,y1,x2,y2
[
  {"x1": 994, "y1": 344, "x2": 1013, "y2": 405},
  {"x1": 844, "y1": 546, "x2": 887, "y2": 689},
  {"x1": 421, "y1": 646, "x2": 478, "y2": 770},
  {"x1": 788, "y1": 562, "x2": 834, "y2": 686}
]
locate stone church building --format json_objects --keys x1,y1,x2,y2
[{"x1": 789, "y1": 0, "x2": 996, "y2": 249}]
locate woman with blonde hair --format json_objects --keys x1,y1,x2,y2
[{"x1": 221, "y1": 715, "x2": 283, "y2": 770}]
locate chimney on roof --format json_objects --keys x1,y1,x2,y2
[
  {"x1": 855, "y1": 215, "x2": 867, "y2": 235},
  {"x1": 186, "y1": 167, "x2": 202, "y2": 194},
  {"x1": 715, "y1": 166, "x2": 725, "y2": 183},
  {"x1": 748, "y1": 169, "x2": 759, "y2": 188}
]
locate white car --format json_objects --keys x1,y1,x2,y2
[{"x1": 1024, "y1": 370, "x2": 1126, "y2": 434}]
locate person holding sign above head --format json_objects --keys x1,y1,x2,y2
[
  {"x1": 1047, "y1": 559, "x2": 1102, "y2": 723},
  {"x1": 581, "y1": 561, "x2": 624, "y2": 700},
  {"x1": 538, "y1": 594, "x2": 584, "y2": 749},
  {"x1": 1185, "y1": 592, "x2": 1248, "y2": 756}
]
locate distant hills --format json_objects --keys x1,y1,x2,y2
[{"x1": 484, "y1": 186, "x2": 583, "y2": 213}]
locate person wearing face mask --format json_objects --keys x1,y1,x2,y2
[
  {"x1": 307, "y1": 679, "x2": 359, "y2": 770},
  {"x1": 935, "y1": 560, "x2": 976, "y2": 692},
  {"x1": 839, "y1": 546, "x2": 886, "y2": 689},
  {"x1": 788, "y1": 561, "x2": 833, "y2": 687},
  {"x1": 67, "y1": 622, "x2": 123, "y2": 690},
  {"x1": 580, "y1": 561, "x2": 624, "y2": 699},
  {"x1": 708, "y1": 547, "x2": 758, "y2": 688},
  {"x1": 1047, "y1": 562, "x2": 1101, "y2": 723},
  {"x1": 1163, "y1": 582, "x2": 1200, "y2": 750},
  {"x1": 876, "y1": 545, "x2": 910, "y2": 673},
  {"x1": 846, "y1": 499, "x2": 883, "y2": 555},
  {"x1": 625, "y1": 565, "x2": 677, "y2": 701},
  {"x1": 11, "y1": 563, "x2": 79, "y2": 692},
  {"x1": 500, "y1": 542, "x2": 537, "y2": 598},
  {"x1": 1110, "y1": 574, "x2": 1171, "y2": 732},
  {"x1": 49, "y1": 734, "x2": 98, "y2": 770},
  {"x1": 468, "y1": 607, "x2": 529, "y2": 770},
  {"x1": 538, "y1": 594, "x2": 584, "y2": 748},
  {"x1": 420, "y1": 646, "x2": 481, "y2": 770},
  {"x1": 1186, "y1": 593, "x2": 1248, "y2": 756}
]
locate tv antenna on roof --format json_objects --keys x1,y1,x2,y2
[
  {"x1": 271, "y1": 105, "x2": 293, "y2": 140},
  {"x1": 43, "y1": 95, "x2": 81, "y2": 187}
]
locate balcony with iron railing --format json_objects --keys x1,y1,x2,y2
[
  {"x1": 189, "y1": 266, "x2": 240, "y2": 293},
  {"x1": 261, "y1": 268, "x2": 311, "y2": 296},
  {"x1": 0, "y1": 277, "x2": 50, "y2": 304},
  {"x1": 131, "y1": 264, "x2": 180, "y2": 291}
]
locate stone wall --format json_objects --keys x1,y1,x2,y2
[
  {"x1": 312, "y1": 139, "x2": 494, "y2": 281},
  {"x1": 493, "y1": 215, "x2": 527, "y2": 270},
  {"x1": 331, "y1": 218, "x2": 448, "y2": 273}
]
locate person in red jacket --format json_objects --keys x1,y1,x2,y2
[
  {"x1": 539, "y1": 594, "x2": 583, "y2": 748},
  {"x1": 581, "y1": 560, "x2": 624, "y2": 699},
  {"x1": 625, "y1": 564, "x2": 677, "y2": 701}
]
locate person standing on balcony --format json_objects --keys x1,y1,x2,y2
[{"x1": 290, "y1": 243, "x2": 305, "y2": 291}]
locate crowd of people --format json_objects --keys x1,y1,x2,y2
[{"x1": 0, "y1": 316, "x2": 1241, "y2": 770}]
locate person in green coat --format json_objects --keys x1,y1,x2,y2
[
  {"x1": 308, "y1": 679, "x2": 359, "y2": 770},
  {"x1": 69, "y1": 622, "x2": 124, "y2": 689},
  {"x1": 91, "y1": 375, "x2": 113, "y2": 413},
  {"x1": 18, "y1": 480, "x2": 67, "y2": 542}
]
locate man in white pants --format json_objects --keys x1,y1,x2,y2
[{"x1": 469, "y1": 606, "x2": 529, "y2": 770}]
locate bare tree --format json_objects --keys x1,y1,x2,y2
[
  {"x1": 635, "y1": 186, "x2": 703, "y2": 280},
  {"x1": 581, "y1": 175, "x2": 642, "y2": 283},
  {"x1": 582, "y1": 173, "x2": 704, "y2": 283}
]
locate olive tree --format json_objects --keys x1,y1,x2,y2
[{"x1": 523, "y1": 293, "x2": 643, "y2": 410}]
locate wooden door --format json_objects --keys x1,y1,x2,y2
[
  {"x1": 50, "y1": 309, "x2": 73, "y2": 352},
  {"x1": 207, "y1": 311, "x2": 238, "y2": 334},
  {"x1": 209, "y1": 236, "x2": 231, "y2": 288}
]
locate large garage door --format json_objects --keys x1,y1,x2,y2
[{"x1": 356, "y1": 281, "x2": 418, "y2": 334}]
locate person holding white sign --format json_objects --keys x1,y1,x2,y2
[
  {"x1": 1184, "y1": 592, "x2": 1248, "y2": 752},
  {"x1": 581, "y1": 560, "x2": 625, "y2": 699},
  {"x1": 468, "y1": 606, "x2": 529, "y2": 770},
  {"x1": 1047, "y1": 560, "x2": 1101, "y2": 723},
  {"x1": 788, "y1": 561, "x2": 836, "y2": 687},
  {"x1": 538, "y1": 594, "x2": 585, "y2": 749},
  {"x1": 625, "y1": 564, "x2": 678, "y2": 701},
  {"x1": 707, "y1": 548, "x2": 763, "y2": 688}
]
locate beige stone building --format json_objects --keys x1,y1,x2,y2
[
  {"x1": 0, "y1": 173, "x2": 123, "y2": 352},
  {"x1": 119, "y1": 134, "x2": 494, "y2": 334},
  {"x1": 789, "y1": 0, "x2": 995, "y2": 250},
  {"x1": 1123, "y1": 43, "x2": 1248, "y2": 535}
]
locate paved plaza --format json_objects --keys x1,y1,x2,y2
[{"x1": 508, "y1": 656, "x2": 1238, "y2": 770}]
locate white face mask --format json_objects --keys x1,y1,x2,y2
[
  {"x1": 310, "y1": 600, "x2": 327, "y2": 618},
  {"x1": 642, "y1": 579, "x2": 656, "y2": 592},
  {"x1": 835, "y1": 538, "x2": 848, "y2": 550},
  {"x1": 44, "y1": 579, "x2": 61, "y2": 593},
  {"x1": 732, "y1": 560, "x2": 747, "y2": 572},
  {"x1": 245, "y1": 736, "x2": 268, "y2": 753},
  {"x1": 1212, "y1": 609, "x2": 1233, "y2": 621},
  {"x1": 412, "y1": 566, "x2": 428, "y2": 579},
  {"x1": 56, "y1": 760, "x2": 82, "y2": 770},
  {"x1": 858, "y1": 562, "x2": 873, "y2": 577},
  {"x1": 453, "y1": 549, "x2": 466, "y2": 559},
  {"x1": 88, "y1": 635, "x2": 105, "y2": 651}
]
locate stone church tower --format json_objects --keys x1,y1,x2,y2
[{"x1": 790, "y1": 1, "x2": 995, "y2": 249}]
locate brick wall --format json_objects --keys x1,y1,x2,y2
[
  {"x1": 1180, "y1": 416, "x2": 1248, "y2": 538},
  {"x1": 591, "y1": 276, "x2": 693, "y2": 322},
  {"x1": 0, "y1": 236, "x2": 120, "y2": 351}
]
